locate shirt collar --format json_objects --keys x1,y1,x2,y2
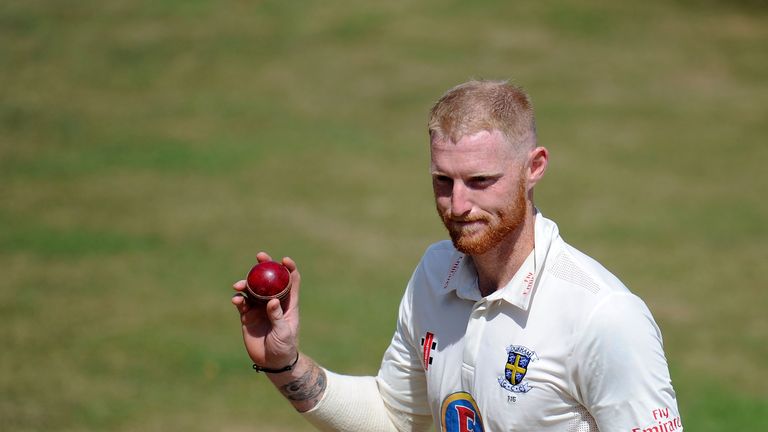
[{"x1": 443, "y1": 210, "x2": 561, "y2": 310}]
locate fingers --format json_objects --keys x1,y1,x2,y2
[
  {"x1": 265, "y1": 298, "x2": 295, "y2": 347},
  {"x1": 231, "y1": 292, "x2": 250, "y2": 315},
  {"x1": 281, "y1": 256, "x2": 300, "y2": 293},
  {"x1": 265, "y1": 298, "x2": 284, "y2": 322},
  {"x1": 233, "y1": 252, "x2": 300, "y2": 315},
  {"x1": 233, "y1": 279, "x2": 247, "y2": 292},
  {"x1": 256, "y1": 251, "x2": 273, "y2": 263},
  {"x1": 231, "y1": 256, "x2": 299, "y2": 367},
  {"x1": 281, "y1": 256, "x2": 296, "y2": 272}
]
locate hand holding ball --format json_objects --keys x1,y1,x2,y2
[{"x1": 246, "y1": 261, "x2": 292, "y2": 301}]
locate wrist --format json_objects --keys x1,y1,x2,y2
[{"x1": 253, "y1": 352, "x2": 300, "y2": 374}]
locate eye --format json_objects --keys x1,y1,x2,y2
[
  {"x1": 468, "y1": 175, "x2": 499, "y2": 189},
  {"x1": 433, "y1": 175, "x2": 453, "y2": 185}
]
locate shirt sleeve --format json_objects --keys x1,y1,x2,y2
[
  {"x1": 376, "y1": 278, "x2": 432, "y2": 418},
  {"x1": 302, "y1": 371, "x2": 432, "y2": 432},
  {"x1": 571, "y1": 292, "x2": 683, "y2": 431},
  {"x1": 303, "y1": 273, "x2": 433, "y2": 432}
]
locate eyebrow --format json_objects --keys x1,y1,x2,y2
[{"x1": 430, "y1": 171, "x2": 503, "y2": 179}]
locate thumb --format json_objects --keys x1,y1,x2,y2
[
  {"x1": 266, "y1": 298, "x2": 284, "y2": 324},
  {"x1": 265, "y1": 299, "x2": 297, "y2": 355}
]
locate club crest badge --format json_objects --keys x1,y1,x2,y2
[{"x1": 497, "y1": 345, "x2": 537, "y2": 393}]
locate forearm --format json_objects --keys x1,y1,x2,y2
[
  {"x1": 266, "y1": 353, "x2": 327, "y2": 413},
  {"x1": 302, "y1": 370, "x2": 432, "y2": 432},
  {"x1": 265, "y1": 354, "x2": 432, "y2": 431}
]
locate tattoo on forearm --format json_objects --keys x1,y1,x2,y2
[{"x1": 280, "y1": 366, "x2": 327, "y2": 403}]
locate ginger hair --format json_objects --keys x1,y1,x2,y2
[{"x1": 428, "y1": 80, "x2": 537, "y2": 151}]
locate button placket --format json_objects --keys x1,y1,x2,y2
[{"x1": 461, "y1": 299, "x2": 488, "y2": 390}]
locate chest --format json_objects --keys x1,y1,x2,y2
[{"x1": 414, "y1": 295, "x2": 594, "y2": 431}]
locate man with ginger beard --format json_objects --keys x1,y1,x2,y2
[{"x1": 232, "y1": 80, "x2": 683, "y2": 431}]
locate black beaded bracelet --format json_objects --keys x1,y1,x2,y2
[{"x1": 252, "y1": 353, "x2": 300, "y2": 374}]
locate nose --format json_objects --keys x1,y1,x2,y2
[{"x1": 450, "y1": 182, "x2": 472, "y2": 217}]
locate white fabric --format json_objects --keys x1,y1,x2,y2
[
  {"x1": 377, "y1": 211, "x2": 683, "y2": 431},
  {"x1": 302, "y1": 370, "x2": 433, "y2": 432}
]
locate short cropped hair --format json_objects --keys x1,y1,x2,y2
[{"x1": 428, "y1": 80, "x2": 537, "y2": 150}]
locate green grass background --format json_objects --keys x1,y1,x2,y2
[{"x1": 2, "y1": 0, "x2": 766, "y2": 430}]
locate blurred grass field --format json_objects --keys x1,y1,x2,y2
[{"x1": 1, "y1": 0, "x2": 766, "y2": 430}]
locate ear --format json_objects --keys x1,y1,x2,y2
[{"x1": 527, "y1": 146, "x2": 548, "y2": 188}]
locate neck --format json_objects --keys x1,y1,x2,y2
[{"x1": 472, "y1": 208, "x2": 536, "y2": 297}]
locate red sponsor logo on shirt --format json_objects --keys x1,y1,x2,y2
[
  {"x1": 522, "y1": 272, "x2": 535, "y2": 295},
  {"x1": 631, "y1": 407, "x2": 682, "y2": 432},
  {"x1": 443, "y1": 256, "x2": 463, "y2": 290},
  {"x1": 420, "y1": 332, "x2": 437, "y2": 371}
]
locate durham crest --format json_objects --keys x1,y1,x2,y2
[{"x1": 498, "y1": 345, "x2": 537, "y2": 393}]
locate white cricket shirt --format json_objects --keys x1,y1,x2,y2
[{"x1": 376, "y1": 212, "x2": 682, "y2": 431}]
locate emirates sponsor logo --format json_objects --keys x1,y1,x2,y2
[
  {"x1": 521, "y1": 272, "x2": 535, "y2": 295},
  {"x1": 443, "y1": 256, "x2": 464, "y2": 290},
  {"x1": 631, "y1": 408, "x2": 683, "y2": 432}
]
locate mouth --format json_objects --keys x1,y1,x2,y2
[{"x1": 449, "y1": 219, "x2": 486, "y2": 231}]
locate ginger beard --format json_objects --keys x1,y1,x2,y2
[{"x1": 438, "y1": 174, "x2": 528, "y2": 256}]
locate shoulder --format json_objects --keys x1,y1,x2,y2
[
  {"x1": 393, "y1": 241, "x2": 461, "y2": 345},
  {"x1": 534, "y1": 242, "x2": 621, "y2": 324},
  {"x1": 398, "y1": 240, "x2": 470, "y2": 323},
  {"x1": 546, "y1": 241, "x2": 630, "y2": 297},
  {"x1": 538, "y1": 239, "x2": 661, "y2": 340},
  {"x1": 421, "y1": 240, "x2": 459, "y2": 267},
  {"x1": 399, "y1": 240, "x2": 457, "y2": 306},
  {"x1": 410, "y1": 240, "x2": 465, "y2": 292},
  {"x1": 551, "y1": 244, "x2": 664, "y2": 365}
]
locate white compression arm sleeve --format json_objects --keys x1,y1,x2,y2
[{"x1": 301, "y1": 370, "x2": 432, "y2": 432}]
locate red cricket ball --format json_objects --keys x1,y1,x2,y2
[{"x1": 246, "y1": 261, "x2": 291, "y2": 301}]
